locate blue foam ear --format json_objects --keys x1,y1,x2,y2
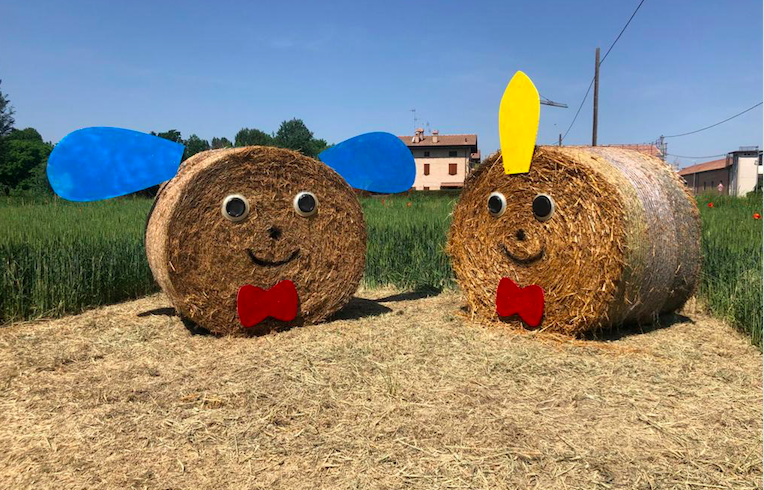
[
  {"x1": 47, "y1": 127, "x2": 185, "y2": 201},
  {"x1": 319, "y1": 132, "x2": 415, "y2": 193}
]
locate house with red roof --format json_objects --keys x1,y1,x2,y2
[
  {"x1": 399, "y1": 129, "x2": 480, "y2": 191},
  {"x1": 678, "y1": 147, "x2": 762, "y2": 195}
]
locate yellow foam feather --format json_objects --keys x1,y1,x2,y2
[{"x1": 499, "y1": 71, "x2": 540, "y2": 175}]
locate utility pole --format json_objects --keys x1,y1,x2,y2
[
  {"x1": 658, "y1": 135, "x2": 666, "y2": 162},
  {"x1": 592, "y1": 47, "x2": 600, "y2": 146},
  {"x1": 558, "y1": 134, "x2": 562, "y2": 147}
]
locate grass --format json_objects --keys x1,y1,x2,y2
[
  {"x1": 362, "y1": 191, "x2": 456, "y2": 290},
  {"x1": 695, "y1": 191, "x2": 763, "y2": 347},
  {"x1": 0, "y1": 196, "x2": 156, "y2": 323},
  {"x1": 1, "y1": 191, "x2": 761, "y2": 348}
]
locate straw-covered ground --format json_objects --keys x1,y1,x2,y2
[{"x1": 1, "y1": 290, "x2": 761, "y2": 489}]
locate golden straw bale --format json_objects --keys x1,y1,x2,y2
[
  {"x1": 447, "y1": 146, "x2": 701, "y2": 336},
  {"x1": 145, "y1": 146, "x2": 366, "y2": 335}
]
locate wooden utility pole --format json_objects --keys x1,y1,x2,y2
[
  {"x1": 592, "y1": 47, "x2": 600, "y2": 146},
  {"x1": 558, "y1": 134, "x2": 562, "y2": 147}
]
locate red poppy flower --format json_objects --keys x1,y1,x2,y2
[
  {"x1": 707, "y1": 202, "x2": 714, "y2": 208},
  {"x1": 754, "y1": 213, "x2": 761, "y2": 220},
  {"x1": 406, "y1": 202, "x2": 412, "y2": 207}
]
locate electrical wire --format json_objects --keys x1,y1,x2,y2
[
  {"x1": 560, "y1": 0, "x2": 647, "y2": 143},
  {"x1": 599, "y1": 0, "x2": 646, "y2": 66},
  {"x1": 560, "y1": 79, "x2": 595, "y2": 142},
  {"x1": 663, "y1": 102, "x2": 763, "y2": 138},
  {"x1": 666, "y1": 152, "x2": 727, "y2": 159}
]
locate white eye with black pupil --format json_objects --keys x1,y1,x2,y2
[
  {"x1": 487, "y1": 192, "x2": 507, "y2": 217},
  {"x1": 221, "y1": 194, "x2": 249, "y2": 222},
  {"x1": 294, "y1": 191, "x2": 318, "y2": 217},
  {"x1": 533, "y1": 194, "x2": 555, "y2": 221}
]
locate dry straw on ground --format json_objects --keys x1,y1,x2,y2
[
  {"x1": 146, "y1": 146, "x2": 366, "y2": 335},
  {"x1": 0, "y1": 291, "x2": 760, "y2": 489},
  {"x1": 448, "y1": 146, "x2": 701, "y2": 336}
]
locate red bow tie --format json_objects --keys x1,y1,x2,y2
[
  {"x1": 237, "y1": 280, "x2": 298, "y2": 328},
  {"x1": 496, "y1": 277, "x2": 545, "y2": 327}
]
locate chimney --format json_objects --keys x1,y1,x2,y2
[
  {"x1": 412, "y1": 128, "x2": 424, "y2": 144},
  {"x1": 432, "y1": 129, "x2": 439, "y2": 144}
]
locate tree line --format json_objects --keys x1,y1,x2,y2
[{"x1": 0, "y1": 78, "x2": 330, "y2": 196}]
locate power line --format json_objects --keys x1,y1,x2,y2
[
  {"x1": 666, "y1": 152, "x2": 727, "y2": 159},
  {"x1": 561, "y1": 79, "x2": 595, "y2": 142},
  {"x1": 561, "y1": 0, "x2": 647, "y2": 142},
  {"x1": 663, "y1": 102, "x2": 763, "y2": 138},
  {"x1": 599, "y1": 0, "x2": 646, "y2": 66}
]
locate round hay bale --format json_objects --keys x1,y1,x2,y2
[
  {"x1": 145, "y1": 146, "x2": 366, "y2": 335},
  {"x1": 447, "y1": 146, "x2": 701, "y2": 336}
]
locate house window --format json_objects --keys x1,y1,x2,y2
[
  {"x1": 424, "y1": 163, "x2": 430, "y2": 176},
  {"x1": 703, "y1": 182, "x2": 707, "y2": 190},
  {"x1": 424, "y1": 151, "x2": 430, "y2": 157},
  {"x1": 449, "y1": 150, "x2": 458, "y2": 157},
  {"x1": 449, "y1": 163, "x2": 457, "y2": 175}
]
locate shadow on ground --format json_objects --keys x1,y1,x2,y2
[
  {"x1": 584, "y1": 312, "x2": 695, "y2": 342},
  {"x1": 137, "y1": 295, "x2": 398, "y2": 336},
  {"x1": 137, "y1": 307, "x2": 176, "y2": 318},
  {"x1": 327, "y1": 297, "x2": 392, "y2": 321},
  {"x1": 375, "y1": 287, "x2": 442, "y2": 303}
]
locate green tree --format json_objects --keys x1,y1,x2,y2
[
  {"x1": 211, "y1": 136, "x2": 233, "y2": 149},
  {"x1": 0, "y1": 79, "x2": 14, "y2": 137},
  {"x1": 151, "y1": 129, "x2": 183, "y2": 143},
  {"x1": 235, "y1": 128, "x2": 273, "y2": 147},
  {"x1": 0, "y1": 128, "x2": 52, "y2": 194},
  {"x1": 309, "y1": 138, "x2": 330, "y2": 157},
  {"x1": 7, "y1": 127, "x2": 42, "y2": 141},
  {"x1": 184, "y1": 134, "x2": 210, "y2": 159},
  {"x1": 274, "y1": 118, "x2": 315, "y2": 156}
]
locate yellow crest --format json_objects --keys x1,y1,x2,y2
[{"x1": 498, "y1": 71, "x2": 540, "y2": 175}]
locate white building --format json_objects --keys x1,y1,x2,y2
[{"x1": 678, "y1": 147, "x2": 763, "y2": 196}]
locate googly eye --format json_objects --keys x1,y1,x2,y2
[
  {"x1": 293, "y1": 191, "x2": 318, "y2": 217},
  {"x1": 221, "y1": 194, "x2": 250, "y2": 222},
  {"x1": 532, "y1": 193, "x2": 555, "y2": 222},
  {"x1": 487, "y1": 192, "x2": 507, "y2": 217}
]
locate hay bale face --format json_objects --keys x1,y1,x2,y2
[
  {"x1": 448, "y1": 146, "x2": 701, "y2": 336},
  {"x1": 145, "y1": 146, "x2": 366, "y2": 335}
]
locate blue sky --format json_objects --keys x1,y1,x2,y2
[{"x1": 1, "y1": 0, "x2": 761, "y2": 168}]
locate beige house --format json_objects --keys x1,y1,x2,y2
[{"x1": 399, "y1": 129, "x2": 480, "y2": 190}]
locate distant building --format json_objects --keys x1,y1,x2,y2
[
  {"x1": 399, "y1": 129, "x2": 480, "y2": 190},
  {"x1": 678, "y1": 147, "x2": 763, "y2": 195}
]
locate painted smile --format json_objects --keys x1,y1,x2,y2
[
  {"x1": 247, "y1": 249, "x2": 300, "y2": 267},
  {"x1": 500, "y1": 243, "x2": 544, "y2": 265}
]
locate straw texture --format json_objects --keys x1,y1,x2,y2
[
  {"x1": 447, "y1": 146, "x2": 701, "y2": 335},
  {"x1": 145, "y1": 146, "x2": 366, "y2": 335}
]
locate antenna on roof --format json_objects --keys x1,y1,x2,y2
[
  {"x1": 539, "y1": 95, "x2": 568, "y2": 108},
  {"x1": 409, "y1": 109, "x2": 417, "y2": 130}
]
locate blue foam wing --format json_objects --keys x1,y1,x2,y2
[
  {"x1": 47, "y1": 127, "x2": 185, "y2": 201},
  {"x1": 319, "y1": 132, "x2": 415, "y2": 193}
]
